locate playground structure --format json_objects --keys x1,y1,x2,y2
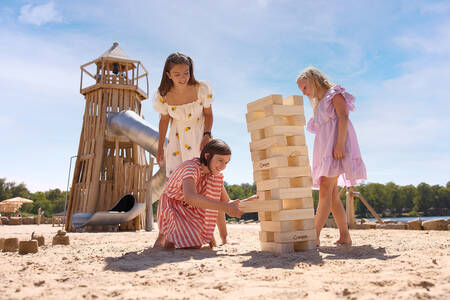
[
  {"x1": 65, "y1": 43, "x2": 166, "y2": 232},
  {"x1": 240, "y1": 94, "x2": 316, "y2": 253}
]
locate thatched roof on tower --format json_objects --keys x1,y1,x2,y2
[{"x1": 99, "y1": 42, "x2": 130, "y2": 60}]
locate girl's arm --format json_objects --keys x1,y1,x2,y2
[
  {"x1": 182, "y1": 178, "x2": 242, "y2": 218},
  {"x1": 200, "y1": 106, "x2": 213, "y2": 150},
  {"x1": 157, "y1": 114, "x2": 170, "y2": 165},
  {"x1": 332, "y1": 94, "x2": 349, "y2": 160}
]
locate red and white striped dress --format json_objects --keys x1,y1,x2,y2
[{"x1": 157, "y1": 158, "x2": 224, "y2": 248}]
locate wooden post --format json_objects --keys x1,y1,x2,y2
[
  {"x1": 146, "y1": 156, "x2": 154, "y2": 231},
  {"x1": 345, "y1": 187, "x2": 356, "y2": 225}
]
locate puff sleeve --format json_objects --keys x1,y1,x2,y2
[
  {"x1": 153, "y1": 90, "x2": 169, "y2": 115},
  {"x1": 324, "y1": 85, "x2": 355, "y2": 113},
  {"x1": 198, "y1": 81, "x2": 214, "y2": 108}
]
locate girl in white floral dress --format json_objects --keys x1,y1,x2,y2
[{"x1": 153, "y1": 52, "x2": 214, "y2": 177}]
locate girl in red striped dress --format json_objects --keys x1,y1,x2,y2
[{"x1": 154, "y1": 139, "x2": 255, "y2": 249}]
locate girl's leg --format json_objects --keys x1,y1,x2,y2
[
  {"x1": 315, "y1": 176, "x2": 337, "y2": 247},
  {"x1": 330, "y1": 185, "x2": 352, "y2": 245}
]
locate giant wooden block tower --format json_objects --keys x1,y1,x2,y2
[
  {"x1": 65, "y1": 43, "x2": 152, "y2": 231},
  {"x1": 241, "y1": 94, "x2": 316, "y2": 253}
]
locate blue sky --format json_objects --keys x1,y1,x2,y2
[{"x1": 1, "y1": 0, "x2": 449, "y2": 192}]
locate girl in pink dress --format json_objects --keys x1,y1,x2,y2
[
  {"x1": 297, "y1": 67, "x2": 366, "y2": 247},
  {"x1": 154, "y1": 139, "x2": 256, "y2": 249}
]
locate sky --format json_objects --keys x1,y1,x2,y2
[{"x1": 1, "y1": 0, "x2": 450, "y2": 192}]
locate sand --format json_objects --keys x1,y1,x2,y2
[{"x1": 0, "y1": 223, "x2": 449, "y2": 300}]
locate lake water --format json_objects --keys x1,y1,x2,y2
[{"x1": 361, "y1": 216, "x2": 450, "y2": 223}]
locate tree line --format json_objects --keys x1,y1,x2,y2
[
  {"x1": 224, "y1": 181, "x2": 450, "y2": 218},
  {"x1": 1, "y1": 177, "x2": 449, "y2": 218}
]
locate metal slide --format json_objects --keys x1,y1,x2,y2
[
  {"x1": 106, "y1": 110, "x2": 167, "y2": 200},
  {"x1": 70, "y1": 110, "x2": 167, "y2": 229},
  {"x1": 71, "y1": 194, "x2": 145, "y2": 228}
]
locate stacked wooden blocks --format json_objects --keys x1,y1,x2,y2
[{"x1": 241, "y1": 94, "x2": 316, "y2": 253}]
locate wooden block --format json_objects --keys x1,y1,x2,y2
[
  {"x1": 246, "y1": 111, "x2": 265, "y2": 123},
  {"x1": 267, "y1": 145, "x2": 308, "y2": 158},
  {"x1": 250, "y1": 135, "x2": 287, "y2": 151},
  {"x1": 253, "y1": 156, "x2": 288, "y2": 171},
  {"x1": 250, "y1": 129, "x2": 265, "y2": 141},
  {"x1": 288, "y1": 156, "x2": 309, "y2": 167},
  {"x1": 247, "y1": 115, "x2": 305, "y2": 132},
  {"x1": 282, "y1": 197, "x2": 314, "y2": 209},
  {"x1": 258, "y1": 212, "x2": 272, "y2": 221},
  {"x1": 271, "y1": 208, "x2": 315, "y2": 221},
  {"x1": 271, "y1": 187, "x2": 312, "y2": 199},
  {"x1": 253, "y1": 170, "x2": 270, "y2": 181},
  {"x1": 286, "y1": 135, "x2": 306, "y2": 146},
  {"x1": 247, "y1": 115, "x2": 286, "y2": 132},
  {"x1": 264, "y1": 104, "x2": 304, "y2": 117},
  {"x1": 274, "y1": 229, "x2": 316, "y2": 243},
  {"x1": 257, "y1": 190, "x2": 271, "y2": 201},
  {"x1": 256, "y1": 178, "x2": 290, "y2": 191},
  {"x1": 283, "y1": 95, "x2": 303, "y2": 106},
  {"x1": 247, "y1": 94, "x2": 283, "y2": 112},
  {"x1": 251, "y1": 150, "x2": 267, "y2": 162},
  {"x1": 270, "y1": 166, "x2": 311, "y2": 178},
  {"x1": 260, "y1": 219, "x2": 314, "y2": 232},
  {"x1": 288, "y1": 115, "x2": 306, "y2": 126},
  {"x1": 239, "y1": 200, "x2": 281, "y2": 213},
  {"x1": 294, "y1": 240, "x2": 317, "y2": 251},
  {"x1": 290, "y1": 177, "x2": 313, "y2": 188},
  {"x1": 259, "y1": 231, "x2": 274, "y2": 242},
  {"x1": 260, "y1": 242, "x2": 294, "y2": 253},
  {"x1": 265, "y1": 126, "x2": 305, "y2": 137}
]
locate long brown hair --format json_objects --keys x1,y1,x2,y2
[{"x1": 158, "y1": 52, "x2": 199, "y2": 96}]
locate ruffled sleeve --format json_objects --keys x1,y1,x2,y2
[
  {"x1": 323, "y1": 85, "x2": 355, "y2": 113},
  {"x1": 153, "y1": 90, "x2": 168, "y2": 115},
  {"x1": 306, "y1": 118, "x2": 319, "y2": 134},
  {"x1": 198, "y1": 81, "x2": 214, "y2": 108}
]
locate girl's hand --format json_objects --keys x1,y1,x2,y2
[
  {"x1": 333, "y1": 144, "x2": 346, "y2": 160},
  {"x1": 225, "y1": 201, "x2": 243, "y2": 218},
  {"x1": 200, "y1": 135, "x2": 210, "y2": 151},
  {"x1": 156, "y1": 148, "x2": 165, "y2": 166}
]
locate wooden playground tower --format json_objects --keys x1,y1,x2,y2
[
  {"x1": 65, "y1": 43, "x2": 153, "y2": 232},
  {"x1": 241, "y1": 94, "x2": 316, "y2": 253}
]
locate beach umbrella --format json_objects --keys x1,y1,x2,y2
[
  {"x1": 1, "y1": 197, "x2": 33, "y2": 204},
  {"x1": 0, "y1": 197, "x2": 33, "y2": 214}
]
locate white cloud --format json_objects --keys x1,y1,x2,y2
[{"x1": 18, "y1": 1, "x2": 62, "y2": 26}]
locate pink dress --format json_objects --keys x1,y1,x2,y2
[
  {"x1": 306, "y1": 85, "x2": 366, "y2": 189},
  {"x1": 157, "y1": 158, "x2": 223, "y2": 248}
]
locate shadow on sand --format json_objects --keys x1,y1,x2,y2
[
  {"x1": 318, "y1": 244, "x2": 399, "y2": 260},
  {"x1": 104, "y1": 247, "x2": 227, "y2": 272},
  {"x1": 105, "y1": 244, "x2": 399, "y2": 272},
  {"x1": 240, "y1": 244, "x2": 398, "y2": 269}
]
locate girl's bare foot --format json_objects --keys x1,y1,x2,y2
[
  {"x1": 334, "y1": 238, "x2": 352, "y2": 246},
  {"x1": 163, "y1": 240, "x2": 175, "y2": 249},
  {"x1": 153, "y1": 232, "x2": 166, "y2": 248}
]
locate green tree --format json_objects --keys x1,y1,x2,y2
[{"x1": 414, "y1": 183, "x2": 434, "y2": 215}]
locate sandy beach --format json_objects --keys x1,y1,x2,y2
[{"x1": 1, "y1": 224, "x2": 449, "y2": 300}]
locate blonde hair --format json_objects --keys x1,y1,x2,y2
[{"x1": 296, "y1": 66, "x2": 334, "y2": 114}]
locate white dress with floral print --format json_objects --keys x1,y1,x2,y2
[{"x1": 153, "y1": 81, "x2": 214, "y2": 177}]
